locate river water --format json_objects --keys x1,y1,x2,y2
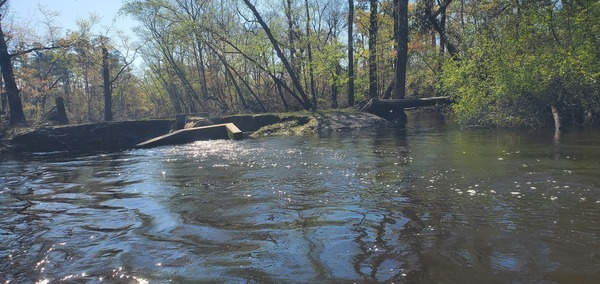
[{"x1": 1, "y1": 113, "x2": 599, "y2": 283}]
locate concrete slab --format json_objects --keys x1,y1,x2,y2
[{"x1": 136, "y1": 123, "x2": 243, "y2": 149}]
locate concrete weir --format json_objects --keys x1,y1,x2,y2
[{"x1": 135, "y1": 123, "x2": 243, "y2": 149}]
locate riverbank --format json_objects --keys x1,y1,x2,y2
[{"x1": 0, "y1": 110, "x2": 389, "y2": 154}]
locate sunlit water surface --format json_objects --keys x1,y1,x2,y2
[{"x1": 1, "y1": 114, "x2": 599, "y2": 283}]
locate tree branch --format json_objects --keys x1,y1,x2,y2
[
  {"x1": 110, "y1": 47, "x2": 139, "y2": 85},
  {"x1": 242, "y1": 0, "x2": 313, "y2": 110},
  {"x1": 49, "y1": 76, "x2": 63, "y2": 90},
  {"x1": 9, "y1": 43, "x2": 69, "y2": 57},
  {"x1": 431, "y1": 0, "x2": 453, "y2": 18}
]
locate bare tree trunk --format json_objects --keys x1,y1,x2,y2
[
  {"x1": 229, "y1": 63, "x2": 267, "y2": 112},
  {"x1": 460, "y1": 0, "x2": 465, "y2": 32},
  {"x1": 382, "y1": 81, "x2": 394, "y2": 99},
  {"x1": 551, "y1": 103, "x2": 562, "y2": 131},
  {"x1": 84, "y1": 63, "x2": 93, "y2": 121},
  {"x1": 285, "y1": 0, "x2": 297, "y2": 73},
  {"x1": 213, "y1": 33, "x2": 309, "y2": 110},
  {"x1": 243, "y1": 0, "x2": 313, "y2": 110},
  {"x1": 63, "y1": 74, "x2": 71, "y2": 112},
  {"x1": 1, "y1": 92, "x2": 6, "y2": 117},
  {"x1": 394, "y1": 0, "x2": 408, "y2": 99},
  {"x1": 276, "y1": 79, "x2": 289, "y2": 111},
  {"x1": 0, "y1": 21, "x2": 26, "y2": 124},
  {"x1": 368, "y1": 0, "x2": 379, "y2": 99},
  {"x1": 439, "y1": 3, "x2": 447, "y2": 55},
  {"x1": 205, "y1": 40, "x2": 263, "y2": 112},
  {"x1": 425, "y1": 0, "x2": 436, "y2": 47},
  {"x1": 55, "y1": 97, "x2": 68, "y2": 125},
  {"x1": 347, "y1": 0, "x2": 355, "y2": 106},
  {"x1": 150, "y1": 26, "x2": 202, "y2": 110},
  {"x1": 102, "y1": 46, "x2": 113, "y2": 121},
  {"x1": 331, "y1": 64, "x2": 341, "y2": 108},
  {"x1": 213, "y1": 50, "x2": 249, "y2": 111},
  {"x1": 305, "y1": 0, "x2": 317, "y2": 108},
  {"x1": 194, "y1": 42, "x2": 209, "y2": 101},
  {"x1": 425, "y1": 0, "x2": 458, "y2": 58}
]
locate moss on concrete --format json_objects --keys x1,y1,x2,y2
[
  {"x1": 250, "y1": 116, "x2": 318, "y2": 137},
  {"x1": 243, "y1": 110, "x2": 390, "y2": 137}
]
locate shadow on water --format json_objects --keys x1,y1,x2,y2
[{"x1": 1, "y1": 112, "x2": 599, "y2": 282}]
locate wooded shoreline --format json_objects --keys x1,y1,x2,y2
[{"x1": 1, "y1": 1, "x2": 597, "y2": 134}]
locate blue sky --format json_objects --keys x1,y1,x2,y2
[{"x1": 8, "y1": 0, "x2": 137, "y2": 36}]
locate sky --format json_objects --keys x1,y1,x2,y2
[{"x1": 7, "y1": 0, "x2": 138, "y2": 38}]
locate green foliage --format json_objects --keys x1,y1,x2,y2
[{"x1": 440, "y1": 1, "x2": 600, "y2": 127}]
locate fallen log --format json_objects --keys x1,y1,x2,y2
[{"x1": 370, "y1": 97, "x2": 452, "y2": 110}]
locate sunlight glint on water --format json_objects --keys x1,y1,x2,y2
[{"x1": 1, "y1": 117, "x2": 599, "y2": 282}]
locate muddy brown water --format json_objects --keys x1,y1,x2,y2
[{"x1": 1, "y1": 113, "x2": 599, "y2": 283}]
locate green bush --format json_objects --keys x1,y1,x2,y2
[{"x1": 440, "y1": 1, "x2": 600, "y2": 128}]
